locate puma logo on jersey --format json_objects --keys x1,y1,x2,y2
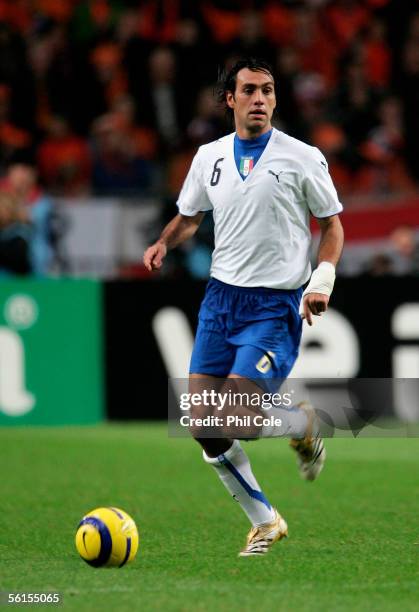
[{"x1": 268, "y1": 169, "x2": 283, "y2": 183}]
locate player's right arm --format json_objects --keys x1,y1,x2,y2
[
  {"x1": 143, "y1": 212, "x2": 205, "y2": 271},
  {"x1": 144, "y1": 146, "x2": 212, "y2": 272}
]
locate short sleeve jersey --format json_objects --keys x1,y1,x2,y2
[{"x1": 176, "y1": 128, "x2": 343, "y2": 289}]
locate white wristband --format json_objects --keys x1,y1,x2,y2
[{"x1": 299, "y1": 262, "x2": 335, "y2": 316}]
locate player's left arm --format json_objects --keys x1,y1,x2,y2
[{"x1": 302, "y1": 214, "x2": 344, "y2": 326}]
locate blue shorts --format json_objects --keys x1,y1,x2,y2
[{"x1": 190, "y1": 277, "x2": 303, "y2": 391}]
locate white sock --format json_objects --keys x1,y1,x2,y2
[
  {"x1": 260, "y1": 405, "x2": 308, "y2": 438},
  {"x1": 203, "y1": 440, "x2": 276, "y2": 527}
]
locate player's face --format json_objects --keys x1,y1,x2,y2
[{"x1": 227, "y1": 68, "x2": 276, "y2": 137}]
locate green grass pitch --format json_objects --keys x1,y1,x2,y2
[{"x1": 1, "y1": 424, "x2": 418, "y2": 611}]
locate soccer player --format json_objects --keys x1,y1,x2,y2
[{"x1": 144, "y1": 59, "x2": 344, "y2": 556}]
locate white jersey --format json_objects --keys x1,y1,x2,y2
[{"x1": 176, "y1": 128, "x2": 343, "y2": 289}]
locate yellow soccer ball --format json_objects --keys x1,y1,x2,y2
[{"x1": 75, "y1": 507, "x2": 139, "y2": 567}]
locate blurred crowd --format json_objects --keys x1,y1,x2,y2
[
  {"x1": 0, "y1": 0, "x2": 419, "y2": 277},
  {"x1": 0, "y1": 163, "x2": 54, "y2": 276},
  {"x1": 1, "y1": 0, "x2": 419, "y2": 197}
]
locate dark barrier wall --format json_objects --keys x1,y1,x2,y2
[
  {"x1": 104, "y1": 280, "x2": 206, "y2": 420},
  {"x1": 104, "y1": 278, "x2": 419, "y2": 420}
]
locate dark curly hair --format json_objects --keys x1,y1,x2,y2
[{"x1": 217, "y1": 58, "x2": 275, "y2": 118}]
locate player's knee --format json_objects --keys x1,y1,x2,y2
[{"x1": 188, "y1": 403, "x2": 215, "y2": 440}]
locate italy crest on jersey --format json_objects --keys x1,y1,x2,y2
[{"x1": 240, "y1": 156, "x2": 254, "y2": 177}]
